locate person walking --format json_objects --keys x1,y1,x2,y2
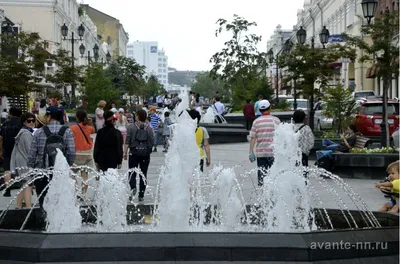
[
  {"x1": 1, "y1": 107, "x2": 22, "y2": 197},
  {"x1": 162, "y1": 111, "x2": 172, "y2": 152},
  {"x1": 116, "y1": 108, "x2": 128, "y2": 144},
  {"x1": 70, "y1": 110, "x2": 95, "y2": 198},
  {"x1": 292, "y1": 110, "x2": 314, "y2": 166},
  {"x1": 187, "y1": 109, "x2": 211, "y2": 172},
  {"x1": 93, "y1": 111, "x2": 123, "y2": 172},
  {"x1": 27, "y1": 106, "x2": 76, "y2": 207},
  {"x1": 124, "y1": 109, "x2": 154, "y2": 202},
  {"x1": 10, "y1": 113, "x2": 35, "y2": 208},
  {"x1": 95, "y1": 100, "x2": 106, "y2": 132},
  {"x1": 149, "y1": 107, "x2": 161, "y2": 152},
  {"x1": 243, "y1": 99, "x2": 255, "y2": 131},
  {"x1": 254, "y1": 95, "x2": 263, "y2": 119},
  {"x1": 249, "y1": 100, "x2": 280, "y2": 186}
]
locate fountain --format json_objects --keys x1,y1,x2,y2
[{"x1": 0, "y1": 108, "x2": 398, "y2": 263}]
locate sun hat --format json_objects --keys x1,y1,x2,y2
[
  {"x1": 118, "y1": 108, "x2": 124, "y2": 113},
  {"x1": 35, "y1": 114, "x2": 46, "y2": 126}
]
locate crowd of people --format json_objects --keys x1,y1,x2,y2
[{"x1": 0, "y1": 92, "x2": 213, "y2": 207}]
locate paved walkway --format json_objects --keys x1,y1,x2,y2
[{"x1": 0, "y1": 143, "x2": 388, "y2": 212}]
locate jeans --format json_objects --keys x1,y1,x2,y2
[
  {"x1": 257, "y1": 157, "x2": 274, "y2": 186},
  {"x1": 245, "y1": 119, "x2": 254, "y2": 131},
  {"x1": 163, "y1": 135, "x2": 170, "y2": 150},
  {"x1": 199, "y1": 159, "x2": 204, "y2": 172},
  {"x1": 323, "y1": 139, "x2": 339, "y2": 151},
  {"x1": 128, "y1": 154, "x2": 150, "y2": 198},
  {"x1": 34, "y1": 174, "x2": 52, "y2": 208},
  {"x1": 154, "y1": 132, "x2": 159, "y2": 148}
]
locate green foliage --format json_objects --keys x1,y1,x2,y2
[
  {"x1": 141, "y1": 75, "x2": 166, "y2": 99},
  {"x1": 0, "y1": 31, "x2": 50, "y2": 97},
  {"x1": 350, "y1": 147, "x2": 399, "y2": 154},
  {"x1": 169, "y1": 70, "x2": 203, "y2": 86},
  {"x1": 278, "y1": 43, "x2": 355, "y2": 98},
  {"x1": 106, "y1": 57, "x2": 146, "y2": 96},
  {"x1": 322, "y1": 84, "x2": 358, "y2": 133},
  {"x1": 191, "y1": 72, "x2": 225, "y2": 99},
  {"x1": 209, "y1": 14, "x2": 272, "y2": 109},
  {"x1": 45, "y1": 48, "x2": 85, "y2": 98},
  {"x1": 342, "y1": 11, "x2": 399, "y2": 82},
  {"x1": 83, "y1": 64, "x2": 120, "y2": 113},
  {"x1": 275, "y1": 99, "x2": 290, "y2": 111}
]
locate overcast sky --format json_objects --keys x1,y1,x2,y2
[{"x1": 82, "y1": 0, "x2": 304, "y2": 71}]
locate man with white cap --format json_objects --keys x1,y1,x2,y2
[{"x1": 249, "y1": 99, "x2": 280, "y2": 186}]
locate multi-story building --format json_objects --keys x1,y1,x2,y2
[
  {"x1": 157, "y1": 49, "x2": 168, "y2": 87},
  {"x1": 81, "y1": 4, "x2": 128, "y2": 59},
  {"x1": 127, "y1": 41, "x2": 169, "y2": 89}
]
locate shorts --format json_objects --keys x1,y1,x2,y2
[{"x1": 73, "y1": 150, "x2": 94, "y2": 172}]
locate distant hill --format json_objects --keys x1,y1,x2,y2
[{"x1": 168, "y1": 69, "x2": 204, "y2": 87}]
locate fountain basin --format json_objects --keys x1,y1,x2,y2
[{"x1": 0, "y1": 226, "x2": 398, "y2": 263}]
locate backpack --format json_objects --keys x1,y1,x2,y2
[
  {"x1": 43, "y1": 126, "x2": 68, "y2": 167},
  {"x1": 131, "y1": 123, "x2": 151, "y2": 156}
]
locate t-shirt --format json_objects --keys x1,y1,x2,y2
[
  {"x1": 70, "y1": 123, "x2": 95, "y2": 151},
  {"x1": 337, "y1": 134, "x2": 357, "y2": 152},
  {"x1": 195, "y1": 126, "x2": 209, "y2": 160},
  {"x1": 150, "y1": 114, "x2": 161, "y2": 132},
  {"x1": 249, "y1": 114, "x2": 280, "y2": 157},
  {"x1": 254, "y1": 101, "x2": 261, "y2": 116}
]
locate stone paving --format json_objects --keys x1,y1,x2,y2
[{"x1": 0, "y1": 142, "x2": 389, "y2": 212}]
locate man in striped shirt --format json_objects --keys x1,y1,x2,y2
[
  {"x1": 149, "y1": 107, "x2": 161, "y2": 152},
  {"x1": 249, "y1": 100, "x2": 280, "y2": 186}
]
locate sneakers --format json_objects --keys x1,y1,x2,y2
[
  {"x1": 129, "y1": 188, "x2": 137, "y2": 203},
  {"x1": 3, "y1": 189, "x2": 11, "y2": 197},
  {"x1": 162, "y1": 149, "x2": 168, "y2": 153}
]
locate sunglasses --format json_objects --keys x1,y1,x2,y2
[{"x1": 26, "y1": 119, "x2": 35, "y2": 124}]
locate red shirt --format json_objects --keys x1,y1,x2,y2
[{"x1": 243, "y1": 103, "x2": 255, "y2": 120}]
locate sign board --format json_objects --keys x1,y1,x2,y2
[
  {"x1": 150, "y1": 46, "x2": 157, "y2": 53},
  {"x1": 328, "y1": 34, "x2": 345, "y2": 43}
]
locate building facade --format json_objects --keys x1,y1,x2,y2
[
  {"x1": 127, "y1": 41, "x2": 169, "y2": 89},
  {"x1": 82, "y1": 4, "x2": 128, "y2": 59}
]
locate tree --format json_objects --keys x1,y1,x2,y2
[
  {"x1": 106, "y1": 56, "x2": 146, "y2": 96},
  {"x1": 142, "y1": 75, "x2": 165, "y2": 99},
  {"x1": 209, "y1": 15, "x2": 272, "y2": 108},
  {"x1": 191, "y1": 72, "x2": 225, "y2": 99},
  {"x1": 0, "y1": 31, "x2": 50, "y2": 107},
  {"x1": 342, "y1": 11, "x2": 399, "y2": 147},
  {"x1": 45, "y1": 48, "x2": 85, "y2": 103},
  {"x1": 278, "y1": 42, "x2": 355, "y2": 130},
  {"x1": 322, "y1": 84, "x2": 357, "y2": 133},
  {"x1": 83, "y1": 64, "x2": 120, "y2": 113}
]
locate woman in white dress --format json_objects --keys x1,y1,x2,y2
[
  {"x1": 116, "y1": 108, "x2": 128, "y2": 143},
  {"x1": 95, "y1": 100, "x2": 106, "y2": 131}
]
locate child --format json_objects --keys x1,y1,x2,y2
[
  {"x1": 162, "y1": 111, "x2": 172, "y2": 153},
  {"x1": 376, "y1": 160, "x2": 399, "y2": 213}
]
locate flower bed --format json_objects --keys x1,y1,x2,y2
[{"x1": 350, "y1": 147, "x2": 399, "y2": 154}]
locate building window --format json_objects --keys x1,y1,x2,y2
[
  {"x1": 163, "y1": 64, "x2": 166, "y2": 67},
  {"x1": 157, "y1": 75, "x2": 162, "y2": 78},
  {"x1": 163, "y1": 75, "x2": 166, "y2": 78},
  {"x1": 163, "y1": 69, "x2": 166, "y2": 73},
  {"x1": 163, "y1": 58, "x2": 166, "y2": 62},
  {"x1": 158, "y1": 58, "x2": 162, "y2": 61},
  {"x1": 158, "y1": 63, "x2": 162, "y2": 67},
  {"x1": 158, "y1": 69, "x2": 162, "y2": 72}
]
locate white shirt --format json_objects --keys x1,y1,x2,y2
[
  {"x1": 213, "y1": 101, "x2": 225, "y2": 115},
  {"x1": 1, "y1": 112, "x2": 8, "y2": 119}
]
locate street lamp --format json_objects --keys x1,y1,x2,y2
[
  {"x1": 106, "y1": 51, "x2": 111, "y2": 63},
  {"x1": 61, "y1": 23, "x2": 85, "y2": 104},
  {"x1": 93, "y1": 44, "x2": 99, "y2": 62},
  {"x1": 79, "y1": 44, "x2": 85, "y2": 57},
  {"x1": 294, "y1": 25, "x2": 330, "y2": 130},
  {"x1": 319, "y1": 26, "x2": 330, "y2": 48},
  {"x1": 361, "y1": 0, "x2": 378, "y2": 24},
  {"x1": 296, "y1": 26, "x2": 307, "y2": 45}
]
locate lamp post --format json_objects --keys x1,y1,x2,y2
[
  {"x1": 295, "y1": 25, "x2": 329, "y2": 131},
  {"x1": 267, "y1": 40, "x2": 291, "y2": 105},
  {"x1": 361, "y1": 0, "x2": 378, "y2": 24},
  {"x1": 61, "y1": 23, "x2": 85, "y2": 104}
]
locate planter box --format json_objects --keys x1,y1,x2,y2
[{"x1": 333, "y1": 153, "x2": 399, "y2": 179}]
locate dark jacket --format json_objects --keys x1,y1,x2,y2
[
  {"x1": 1, "y1": 117, "x2": 22, "y2": 158},
  {"x1": 243, "y1": 103, "x2": 255, "y2": 121},
  {"x1": 93, "y1": 123, "x2": 123, "y2": 171}
]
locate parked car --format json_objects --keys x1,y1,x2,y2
[
  {"x1": 352, "y1": 90, "x2": 376, "y2": 100},
  {"x1": 313, "y1": 101, "x2": 333, "y2": 131},
  {"x1": 287, "y1": 99, "x2": 308, "y2": 111},
  {"x1": 355, "y1": 100, "x2": 399, "y2": 137},
  {"x1": 391, "y1": 127, "x2": 399, "y2": 148}
]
